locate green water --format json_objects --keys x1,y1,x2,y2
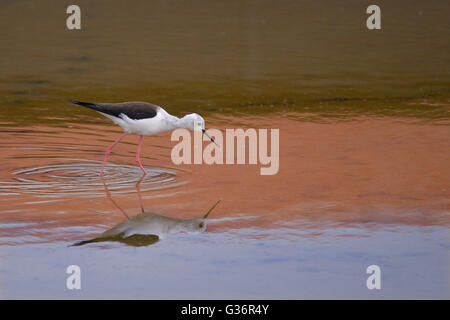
[{"x1": 0, "y1": 0, "x2": 449, "y2": 126}]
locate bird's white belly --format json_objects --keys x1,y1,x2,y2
[{"x1": 102, "y1": 112, "x2": 168, "y2": 136}]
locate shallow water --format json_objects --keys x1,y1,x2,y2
[
  {"x1": 0, "y1": 117, "x2": 448, "y2": 298},
  {"x1": 0, "y1": 0, "x2": 449, "y2": 299}
]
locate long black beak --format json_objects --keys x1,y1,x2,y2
[
  {"x1": 202, "y1": 129, "x2": 219, "y2": 147},
  {"x1": 203, "y1": 200, "x2": 221, "y2": 219}
]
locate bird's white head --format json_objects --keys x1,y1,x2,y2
[
  {"x1": 182, "y1": 218, "x2": 207, "y2": 233},
  {"x1": 180, "y1": 199, "x2": 221, "y2": 233},
  {"x1": 181, "y1": 113, "x2": 205, "y2": 131},
  {"x1": 181, "y1": 113, "x2": 218, "y2": 146}
]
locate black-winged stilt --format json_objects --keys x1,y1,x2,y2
[{"x1": 69, "y1": 100, "x2": 216, "y2": 175}]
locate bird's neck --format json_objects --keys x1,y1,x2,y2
[
  {"x1": 171, "y1": 115, "x2": 192, "y2": 130},
  {"x1": 161, "y1": 109, "x2": 192, "y2": 131},
  {"x1": 161, "y1": 112, "x2": 181, "y2": 131}
]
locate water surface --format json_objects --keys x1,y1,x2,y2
[{"x1": 0, "y1": 0, "x2": 449, "y2": 299}]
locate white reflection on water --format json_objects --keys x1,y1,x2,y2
[{"x1": 71, "y1": 197, "x2": 221, "y2": 247}]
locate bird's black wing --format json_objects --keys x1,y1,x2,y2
[{"x1": 69, "y1": 100, "x2": 160, "y2": 120}]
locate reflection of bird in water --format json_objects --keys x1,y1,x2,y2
[{"x1": 72, "y1": 177, "x2": 221, "y2": 247}]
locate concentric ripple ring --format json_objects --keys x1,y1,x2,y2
[{"x1": 0, "y1": 159, "x2": 188, "y2": 197}]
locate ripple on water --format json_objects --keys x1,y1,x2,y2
[{"x1": 0, "y1": 159, "x2": 188, "y2": 197}]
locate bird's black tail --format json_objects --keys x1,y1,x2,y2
[
  {"x1": 70, "y1": 237, "x2": 104, "y2": 247},
  {"x1": 69, "y1": 100, "x2": 100, "y2": 112}
]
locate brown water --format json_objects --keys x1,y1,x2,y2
[{"x1": 0, "y1": 0, "x2": 449, "y2": 299}]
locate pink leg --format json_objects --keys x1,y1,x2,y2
[
  {"x1": 136, "y1": 135, "x2": 147, "y2": 175},
  {"x1": 136, "y1": 175, "x2": 145, "y2": 213},
  {"x1": 101, "y1": 176, "x2": 130, "y2": 220},
  {"x1": 101, "y1": 132, "x2": 128, "y2": 175}
]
